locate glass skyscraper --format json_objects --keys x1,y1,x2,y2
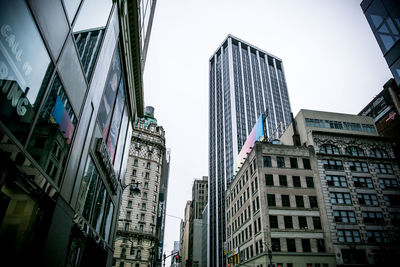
[{"x1": 208, "y1": 35, "x2": 292, "y2": 267}]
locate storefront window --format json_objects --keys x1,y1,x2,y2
[
  {"x1": 76, "y1": 156, "x2": 99, "y2": 221},
  {"x1": 0, "y1": 0, "x2": 53, "y2": 144},
  {"x1": 27, "y1": 74, "x2": 77, "y2": 186}
]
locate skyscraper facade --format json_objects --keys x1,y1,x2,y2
[{"x1": 208, "y1": 35, "x2": 292, "y2": 267}]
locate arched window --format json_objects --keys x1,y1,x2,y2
[
  {"x1": 370, "y1": 148, "x2": 388, "y2": 158},
  {"x1": 320, "y1": 144, "x2": 340, "y2": 155},
  {"x1": 346, "y1": 146, "x2": 365, "y2": 157}
]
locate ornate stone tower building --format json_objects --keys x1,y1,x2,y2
[{"x1": 113, "y1": 106, "x2": 170, "y2": 267}]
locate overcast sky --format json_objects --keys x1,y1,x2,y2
[{"x1": 143, "y1": 0, "x2": 393, "y2": 253}]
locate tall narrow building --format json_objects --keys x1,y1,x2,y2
[
  {"x1": 208, "y1": 35, "x2": 292, "y2": 267},
  {"x1": 188, "y1": 176, "x2": 208, "y2": 267},
  {"x1": 113, "y1": 107, "x2": 169, "y2": 267}
]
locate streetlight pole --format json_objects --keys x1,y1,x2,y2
[
  {"x1": 122, "y1": 181, "x2": 142, "y2": 193},
  {"x1": 268, "y1": 249, "x2": 272, "y2": 267}
]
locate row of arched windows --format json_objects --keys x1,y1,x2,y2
[{"x1": 319, "y1": 144, "x2": 389, "y2": 158}]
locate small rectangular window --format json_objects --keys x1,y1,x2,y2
[
  {"x1": 303, "y1": 158, "x2": 311, "y2": 169},
  {"x1": 277, "y1": 157, "x2": 285, "y2": 168},
  {"x1": 284, "y1": 216, "x2": 293, "y2": 229},
  {"x1": 317, "y1": 239, "x2": 326, "y2": 252},
  {"x1": 306, "y1": 177, "x2": 314, "y2": 188},
  {"x1": 267, "y1": 194, "x2": 276, "y2": 206},
  {"x1": 296, "y1": 195, "x2": 304, "y2": 208},
  {"x1": 290, "y1": 158, "x2": 298, "y2": 168},
  {"x1": 282, "y1": 195, "x2": 290, "y2": 207},
  {"x1": 269, "y1": 216, "x2": 278, "y2": 228},
  {"x1": 309, "y1": 196, "x2": 318, "y2": 208},
  {"x1": 271, "y1": 238, "x2": 281, "y2": 252},
  {"x1": 287, "y1": 238, "x2": 296, "y2": 252},
  {"x1": 279, "y1": 175, "x2": 287, "y2": 186},
  {"x1": 265, "y1": 174, "x2": 274, "y2": 186},
  {"x1": 302, "y1": 239, "x2": 311, "y2": 252},
  {"x1": 263, "y1": 156, "x2": 272, "y2": 167},
  {"x1": 292, "y1": 176, "x2": 301, "y2": 187},
  {"x1": 313, "y1": 217, "x2": 322, "y2": 229},
  {"x1": 299, "y1": 216, "x2": 307, "y2": 229}
]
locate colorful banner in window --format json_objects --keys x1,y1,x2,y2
[
  {"x1": 50, "y1": 95, "x2": 75, "y2": 144},
  {"x1": 235, "y1": 114, "x2": 265, "y2": 173}
]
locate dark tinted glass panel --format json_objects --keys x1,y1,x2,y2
[
  {"x1": 97, "y1": 47, "x2": 121, "y2": 139},
  {"x1": 27, "y1": 74, "x2": 77, "y2": 186},
  {"x1": 0, "y1": 0, "x2": 53, "y2": 144},
  {"x1": 365, "y1": 0, "x2": 400, "y2": 53},
  {"x1": 28, "y1": 0, "x2": 69, "y2": 60},
  {"x1": 103, "y1": 195, "x2": 114, "y2": 242},
  {"x1": 76, "y1": 156, "x2": 99, "y2": 220},
  {"x1": 93, "y1": 181, "x2": 107, "y2": 233}
]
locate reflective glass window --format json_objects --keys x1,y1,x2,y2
[
  {"x1": 0, "y1": 0, "x2": 53, "y2": 144},
  {"x1": 27, "y1": 74, "x2": 77, "y2": 186},
  {"x1": 114, "y1": 106, "x2": 129, "y2": 175},
  {"x1": 93, "y1": 182, "x2": 107, "y2": 233},
  {"x1": 76, "y1": 156, "x2": 99, "y2": 220},
  {"x1": 106, "y1": 79, "x2": 125, "y2": 161},
  {"x1": 97, "y1": 47, "x2": 122, "y2": 139},
  {"x1": 102, "y1": 195, "x2": 114, "y2": 242},
  {"x1": 73, "y1": 0, "x2": 112, "y2": 80},
  {"x1": 366, "y1": 0, "x2": 400, "y2": 53},
  {"x1": 63, "y1": 0, "x2": 82, "y2": 23}
]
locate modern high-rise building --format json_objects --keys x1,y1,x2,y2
[
  {"x1": 281, "y1": 109, "x2": 400, "y2": 266},
  {"x1": 0, "y1": 0, "x2": 156, "y2": 266},
  {"x1": 113, "y1": 107, "x2": 169, "y2": 267},
  {"x1": 361, "y1": 0, "x2": 400, "y2": 86},
  {"x1": 208, "y1": 35, "x2": 292, "y2": 267}
]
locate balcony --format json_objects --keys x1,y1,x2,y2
[{"x1": 117, "y1": 226, "x2": 157, "y2": 239}]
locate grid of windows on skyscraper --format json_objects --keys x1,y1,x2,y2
[{"x1": 208, "y1": 35, "x2": 292, "y2": 267}]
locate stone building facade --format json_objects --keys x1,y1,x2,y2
[
  {"x1": 225, "y1": 142, "x2": 336, "y2": 267},
  {"x1": 281, "y1": 109, "x2": 400, "y2": 266},
  {"x1": 188, "y1": 176, "x2": 208, "y2": 267},
  {"x1": 113, "y1": 107, "x2": 169, "y2": 267}
]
